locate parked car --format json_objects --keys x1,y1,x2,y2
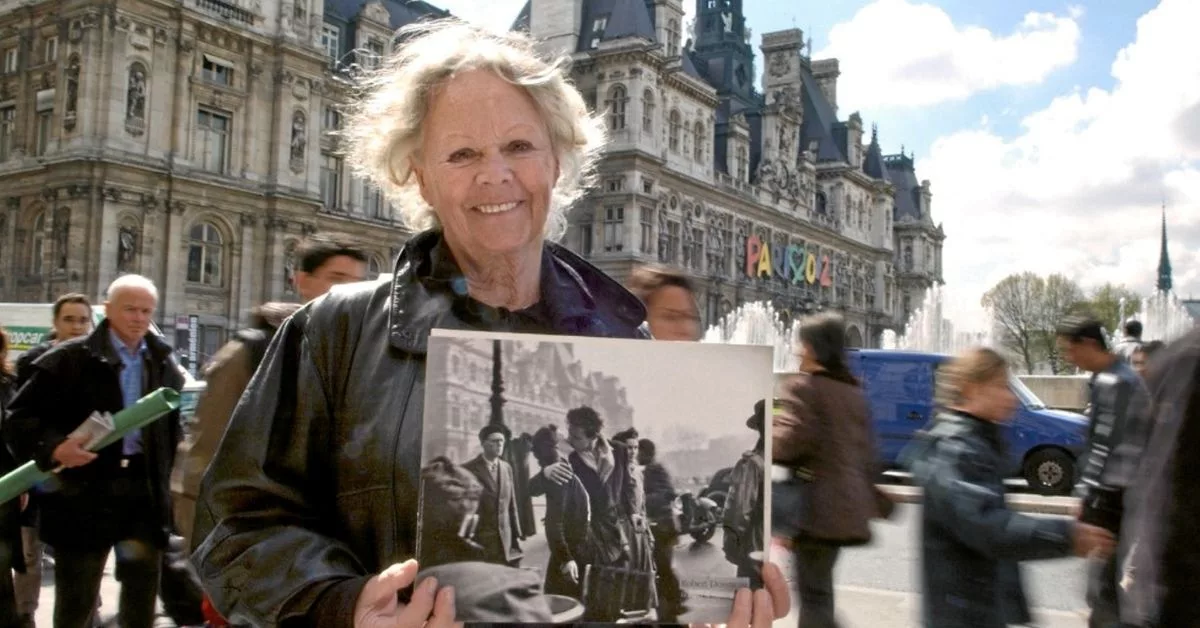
[{"x1": 848, "y1": 349, "x2": 1088, "y2": 495}]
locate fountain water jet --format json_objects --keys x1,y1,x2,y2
[
  {"x1": 702, "y1": 302, "x2": 800, "y2": 373},
  {"x1": 881, "y1": 285, "x2": 994, "y2": 354},
  {"x1": 1135, "y1": 291, "x2": 1196, "y2": 344}
]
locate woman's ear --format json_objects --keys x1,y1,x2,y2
[{"x1": 411, "y1": 157, "x2": 432, "y2": 205}]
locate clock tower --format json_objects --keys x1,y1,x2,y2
[{"x1": 691, "y1": 0, "x2": 756, "y2": 102}]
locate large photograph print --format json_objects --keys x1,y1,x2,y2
[{"x1": 417, "y1": 329, "x2": 774, "y2": 624}]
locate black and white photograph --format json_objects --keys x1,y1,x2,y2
[{"x1": 416, "y1": 329, "x2": 774, "y2": 624}]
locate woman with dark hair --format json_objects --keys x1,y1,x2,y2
[
  {"x1": 0, "y1": 328, "x2": 26, "y2": 628},
  {"x1": 772, "y1": 312, "x2": 888, "y2": 627},
  {"x1": 530, "y1": 425, "x2": 594, "y2": 597},
  {"x1": 627, "y1": 265, "x2": 701, "y2": 341},
  {"x1": 563, "y1": 406, "x2": 645, "y2": 620}
]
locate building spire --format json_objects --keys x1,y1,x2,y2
[{"x1": 1157, "y1": 202, "x2": 1173, "y2": 294}]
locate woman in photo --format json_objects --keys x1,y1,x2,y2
[{"x1": 189, "y1": 17, "x2": 787, "y2": 628}]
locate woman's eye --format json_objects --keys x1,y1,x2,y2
[
  {"x1": 448, "y1": 149, "x2": 474, "y2": 162},
  {"x1": 508, "y1": 141, "x2": 533, "y2": 152}
]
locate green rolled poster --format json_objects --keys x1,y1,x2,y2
[{"x1": 0, "y1": 387, "x2": 182, "y2": 505}]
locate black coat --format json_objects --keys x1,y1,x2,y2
[
  {"x1": 3, "y1": 320, "x2": 185, "y2": 550},
  {"x1": 190, "y1": 230, "x2": 648, "y2": 628}
]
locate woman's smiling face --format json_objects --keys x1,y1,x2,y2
[{"x1": 411, "y1": 69, "x2": 560, "y2": 264}]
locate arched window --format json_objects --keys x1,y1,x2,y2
[
  {"x1": 815, "y1": 192, "x2": 828, "y2": 214},
  {"x1": 186, "y1": 221, "x2": 224, "y2": 285},
  {"x1": 29, "y1": 212, "x2": 45, "y2": 275},
  {"x1": 641, "y1": 89, "x2": 654, "y2": 133},
  {"x1": 367, "y1": 256, "x2": 383, "y2": 280},
  {"x1": 666, "y1": 19, "x2": 679, "y2": 56},
  {"x1": 668, "y1": 110, "x2": 681, "y2": 153},
  {"x1": 693, "y1": 121, "x2": 705, "y2": 162},
  {"x1": 606, "y1": 85, "x2": 627, "y2": 131}
]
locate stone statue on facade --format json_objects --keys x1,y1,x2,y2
[
  {"x1": 126, "y1": 65, "x2": 146, "y2": 124},
  {"x1": 722, "y1": 11, "x2": 733, "y2": 33},
  {"x1": 756, "y1": 158, "x2": 776, "y2": 187},
  {"x1": 53, "y1": 207, "x2": 69, "y2": 270},
  {"x1": 117, "y1": 224, "x2": 138, "y2": 271},
  {"x1": 64, "y1": 56, "x2": 80, "y2": 130},
  {"x1": 290, "y1": 111, "x2": 307, "y2": 171},
  {"x1": 283, "y1": 245, "x2": 297, "y2": 293}
]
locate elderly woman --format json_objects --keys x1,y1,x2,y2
[{"x1": 190, "y1": 18, "x2": 785, "y2": 628}]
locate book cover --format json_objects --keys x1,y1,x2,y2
[{"x1": 416, "y1": 329, "x2": 774, "y2": 623}]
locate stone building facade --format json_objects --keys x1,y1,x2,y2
[
  {"x1": 423, "y1": 338, "x2": 634, "y2": 464},
  {"x1": 515, "y1": 0, "x2": 945, "y2": 346},
  {"x1": 0, "y1": 0, "x2": 946, "y2": 364},
  {"x1": 0, "y1": 0, "x2": 440, "y2": 367}
]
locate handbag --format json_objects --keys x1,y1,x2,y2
[{"x1": 770, "y1": 464, "x2": 813, "y2": 540}]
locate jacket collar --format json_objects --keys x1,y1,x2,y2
[
  {"x1": 387, "y1": 230, "x2": 646, "y2": 354},
  {"x1": 85, "y1": 318, "x2": 173, "y2": 365}
]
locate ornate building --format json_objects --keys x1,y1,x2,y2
[
  {"x1": 0, "y1": 0, "x2": 444, "y2": 366},
  {"x1": 423, "y1": 338, "x2": 634, "y2": 464},
  {"x1": 514, "y1": 0, "x2": 945, "y2": 345}
]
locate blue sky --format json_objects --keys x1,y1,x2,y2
[{"x1": 430, "y1": 0, "x2": 1200, "y2": 332}]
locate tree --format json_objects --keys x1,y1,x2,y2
[
  {"x1": 1086, "y1": 283, "x2": 1143, "y2": 336},
  {"x1": 1035, "y1": 274, "x2": 1086, "y2": 374},
  {"x1": 982, "y1": 272, "x2": 1044, "y2": 374}
]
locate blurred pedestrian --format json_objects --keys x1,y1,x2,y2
[
  {"x1": 627, "y1": 265, "x2": 701, "y2": 341},
  {"x1": 1117, "y1": 326, "x2": 1200, "y2": 627},
  {"x1": 12, "y1": 292, "x2": 94, "y2": 626},
  {"x1": 905, "y1": 347, "x2": 1116, "y2": 628},
  {"x1": 1129, "y1": 340, "x2": 1163, "y2": 381},
  {"x1": 1112, "y1": 320, "x2": 1143, "y2": 364},
  {"x1": 773, "y1": 312, "x2": 889, "y2": 628},
  {"x1": 1057, "y1": 315, "x2": 1152, "y2": 628}
]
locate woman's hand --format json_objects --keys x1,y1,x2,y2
[
  {"x1": 691, "y1": 562, "x2": 790, "y2": 628},
  {"x1": 354, "y1": 560, "x2": 460, "y2": 628}
]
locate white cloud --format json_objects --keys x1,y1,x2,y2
[
  {"x1": 916, "y1": 0, "x2": 1200, "y2": 333},
  {"x1": 817, "y1": 0, "x2": 1081, "y2": 110}
]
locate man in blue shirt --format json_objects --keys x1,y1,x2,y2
[{"x1": 5, "y1": 274, "x2": 185, "y2": 628}]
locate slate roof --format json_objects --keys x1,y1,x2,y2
[
  {"x1": 885, "y1": 153, "x2": 922, "y2": 221},
  {"x1": 862, "y1": 126, "x2": 889, "y2": 181},
  {"x1": 511, "y1": 1, "x2": 531, "y2": 32},
  {"x1": 578, "y1": 0, "x2": 657, "y2": 51},
  {"x1": 796, "y1": 62, "x2": 846, "y2": 163}
]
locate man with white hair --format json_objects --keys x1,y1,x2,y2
[{"x1": 4, "y1": 274, "x2": 185, "y2": 628}]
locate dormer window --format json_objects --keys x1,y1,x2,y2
[{"x1": 590, "y1": 15, "x2": 608, "y2": 49}]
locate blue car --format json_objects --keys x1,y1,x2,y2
[{"x1": 847, "y1": 349, "x2": 1089, "y2": 495}]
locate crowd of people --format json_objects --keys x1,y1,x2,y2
[
  {"x1": 0, "y1": 14, "x2": 1195, "y2": 628},
  {"x1": 417, "y1": 392, "x2": 768, "y2": 622}
]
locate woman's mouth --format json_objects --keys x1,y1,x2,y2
[{"x1": 474, "y1": 201, "x2": 520, "y2": 214}]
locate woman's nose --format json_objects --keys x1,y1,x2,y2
[{"x1": 475, "y1": 153, "x2": 514, "y2": 185}]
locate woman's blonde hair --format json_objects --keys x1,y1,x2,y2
[
  {"x1": 935, "y1": 347, "x2": 1010, "y2": 408},
  {"x1": 339, "y1": 18, "x2": 606, "y2": 242}
]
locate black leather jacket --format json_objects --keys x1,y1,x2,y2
[{"x1": 191, "y1": 230, "x2": 648, "y2": 628}]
